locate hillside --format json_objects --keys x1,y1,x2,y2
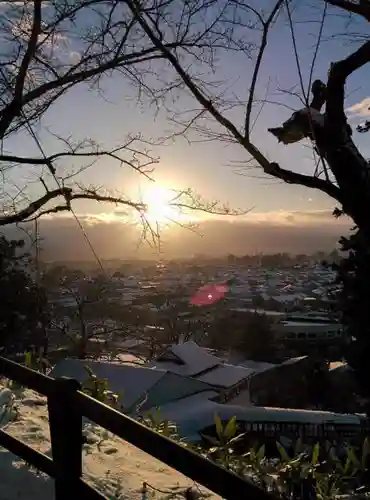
[{"x1": 0, "y1": 384, "x2": 216, "y2": 500}]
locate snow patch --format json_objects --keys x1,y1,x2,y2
[{"x1": 0, "y1": 382, "x2": 218, "y2": 499}]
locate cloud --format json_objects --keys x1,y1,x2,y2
[
  {"x1": 0, "y1": 208, "x2": 351, "y2": 261},
  {"x1": 346, "y1": 97, "x2": 370, "y2": 118},
  {"x1": 229, "y1": 208, "x2": 350, "y2": 227},
  {"x1": 47, "y1": 208, "x2": 347, "y2": 229}
]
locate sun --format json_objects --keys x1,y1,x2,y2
[{"x1": 143, "y1": 186, "x2": 180, "y2": 223}]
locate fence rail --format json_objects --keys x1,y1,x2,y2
[{"x1": 0, "y1": 355, "x2": 275, "y2": 500}]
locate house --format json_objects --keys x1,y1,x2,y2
[
  {"x1": 50, "y1": 347, "x2": 366, "y2": 447},
  {"x1": 277, "y1": 320, "x2": 342, "y2": 342},
  {"x1": 148, "y1": 341, "x2": 256, "y2": 406},
  {"x1": 50, "y1": 358, "x2": 215, "y2": 413},
  {"x1": 147, "y1": 342, "x2": 324, "y2": 409},
  {"x1": 153, "y1": 392, "x2": 366, "y2": 445},
  {"x1": 248, "y1": 356, "x2": 325, "y2": 408},
  {"x1": 149, "y1": 341, "x2": 222, "y2": 377},
  {"x1": 211, "y1": 348, "x2": 325, "y2": 409}
]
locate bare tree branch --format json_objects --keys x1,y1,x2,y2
[
  {"x1": 0, "y1": 145, "x2": 156, "y2": 177},
  {"x1": 263, "y1": 162, "x2": 342, "y2": 202},
  {"x1": 325, "y1": 0, "x2": 370, "y2": 22},
  {"x1": 13, "y1": 0, "x2": 42, "y2": 107},
  {"x1": 126, "y1": 0, "x2": 344, "y2": 203},
  {"x1": 3, "y1": 0, "x2": 366, "y2": 229},
  {"x1": 0, "y1": 0, "x2": 242, "y2": 227},
  {"x1": 0, "y1": 187, "x2": 147, "y2": 226},
  {"x1": 245, "y1": 0, "x2": 284, "y2": 138}
]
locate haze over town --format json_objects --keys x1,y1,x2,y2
[
  {"x1": 2, "y1": 0, "x2": 370, "y2": 498},
  {"x1": 3, "y1": 0, "x2": 369, "y2": 257},
  {"x1": 8, "y1": 210, "x2": 350, "y2": 261}
]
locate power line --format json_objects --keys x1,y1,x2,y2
[
  {"x1": 34, "y1": 217, "x2": 40, "y2": 283},
  {"x1": 21, "y1": 113, "x2": 107, "y2": 277},
  {"x1": 284, "y1": 0, "x2": 330, "y2": 182},
  {"x1": 0, "y1": 66, "x2": 107, "y2": 276}
]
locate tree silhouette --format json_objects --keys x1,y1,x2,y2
[
  {"x1": 120, "y1": 0, "x2": 370, "y2": 402},
  {"x1": 43, "y1": 268, "x2": 112, "y2": 358},
  {"x1": 0, "y1": 235, "x2": 49, "y2": 355},
  {"x1": 237, "y1": 312, "x2": 280, "y2": 362},
  {"x1": 0, "y1": 0, "x2": 237, "y2": 225}
]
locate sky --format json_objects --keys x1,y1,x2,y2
[
  {"x1": 3, "y1": 0, "x2": 370, "y2": 257},
  {"x1": 6, "y1": 213, "x2": 350, "y2": 260}
]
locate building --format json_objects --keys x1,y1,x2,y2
[{"x1": 50, "y1": 342, "x2": 365, "y2": 446}]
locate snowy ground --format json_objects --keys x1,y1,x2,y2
[{"x1": 0, "y1": 383, "x2": 218, "y2": 500}]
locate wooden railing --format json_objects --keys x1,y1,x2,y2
[{"x1": 0, "y1": 355, "x2": 274, "y2": 500}]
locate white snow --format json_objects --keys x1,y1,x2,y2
[
  {"x1": 50, "y1": 359, "x2": 167, "y2": 410},
  {"x1": 149, "y1": 342, "x2": 256, "y2": 388},
  {"x1": 157, "y1": 396, "x2": 363, "y2": 443},
  {"x1": 152, "y1": 342, "x2": 220, "y2": 376},
  {"x1": 0, "y1": 382, "x2": 219, "y2": 500},
  {"x1": 196, "y1": 364, "x2": 254, "y2": 388}
]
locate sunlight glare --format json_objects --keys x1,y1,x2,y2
[{"x1": 143, "y1": 186, "x2": 180, "y2": 223}]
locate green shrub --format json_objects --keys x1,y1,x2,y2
[
  {"x1": 81, "y1": 365, "x2": 121, "y2": 408},
  {"x1": 80, "y1": 366, "x2": 370, "y2": 499},
  {"x1": 8, "y1": 360, "x2": 368, "y2": 499}
]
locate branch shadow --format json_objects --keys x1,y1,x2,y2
[{"x1": 0, "y1": 448, "x2": 54, "y2": 499}]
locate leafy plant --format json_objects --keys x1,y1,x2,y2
[
  {"x1": 201, "y1": 415, "x2": 243, "y2": 468},
  {"x1": 14, "y1": 359, "x2": 370, "y2": 499},
  {"x1": 81, "y1": 365, "x2": 122, "y2": 408},
  {"x1": 85, "y1": 372, "x2": 370, "y2": 500},
  {"x1": 138, "y1": 407, "x2": 182, "y2": 441},
  {"x1": 24, "y1": 350, "x2": 51, "y2": 374},
  {"x1": 4, "y1": 351, "x2": 51, "y2": 392}
]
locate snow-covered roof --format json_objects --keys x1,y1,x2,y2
[
  {"x1": 281, "y1": 356, "x2": 308, "y2": 366},
  {"x1": 168, "y1": 391, "x2": 221, "y2": 412},
  {"x1": 151, "y1": 343, "x2": 280, "y2": 388},
  {"x1": 51, "y1": 358, "x2": 218, "y2": 413},
  {"x1": 139, "y1": 372, "x2": 215, "y2": 412},
  {"x1": 238, "y1": 360, "x2": 276, "y2": 373},
  {"x1": 151, "y1": 342, "x2": 259, "y2": 388},
  {"x1": 197, "y1": 364, "x2": 254, "y2": 388},
  {"x1": 152, "y1": 341, "x2": 221, "y2": 377},
  {"x1": 50, "y1": 358, "x2": 166, "y2": 410},
  {"x1": 283, "y1": 321, "x2": 338, "y2": 327},
  {"x1": 157, "y1": 397, "x2": 364, "y2": 442}
]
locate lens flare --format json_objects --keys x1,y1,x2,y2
[{"x1": 190, "y1": 282, "x2": 228, "y2": 306}]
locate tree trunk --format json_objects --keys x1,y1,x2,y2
[
  {"x1": 313, "y1": 82, "x2": 370, "y2": 410},
  {"x1": 335, "y1": 225, "x2": 370, "y2": 412}
]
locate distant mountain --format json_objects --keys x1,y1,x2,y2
[{"x1": 0, "y1": 214, "x2": 351, "y2": 261}]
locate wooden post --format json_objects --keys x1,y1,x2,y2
[{"x1": 48, "y1": 377, "x2": 82, "y2": 499}]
